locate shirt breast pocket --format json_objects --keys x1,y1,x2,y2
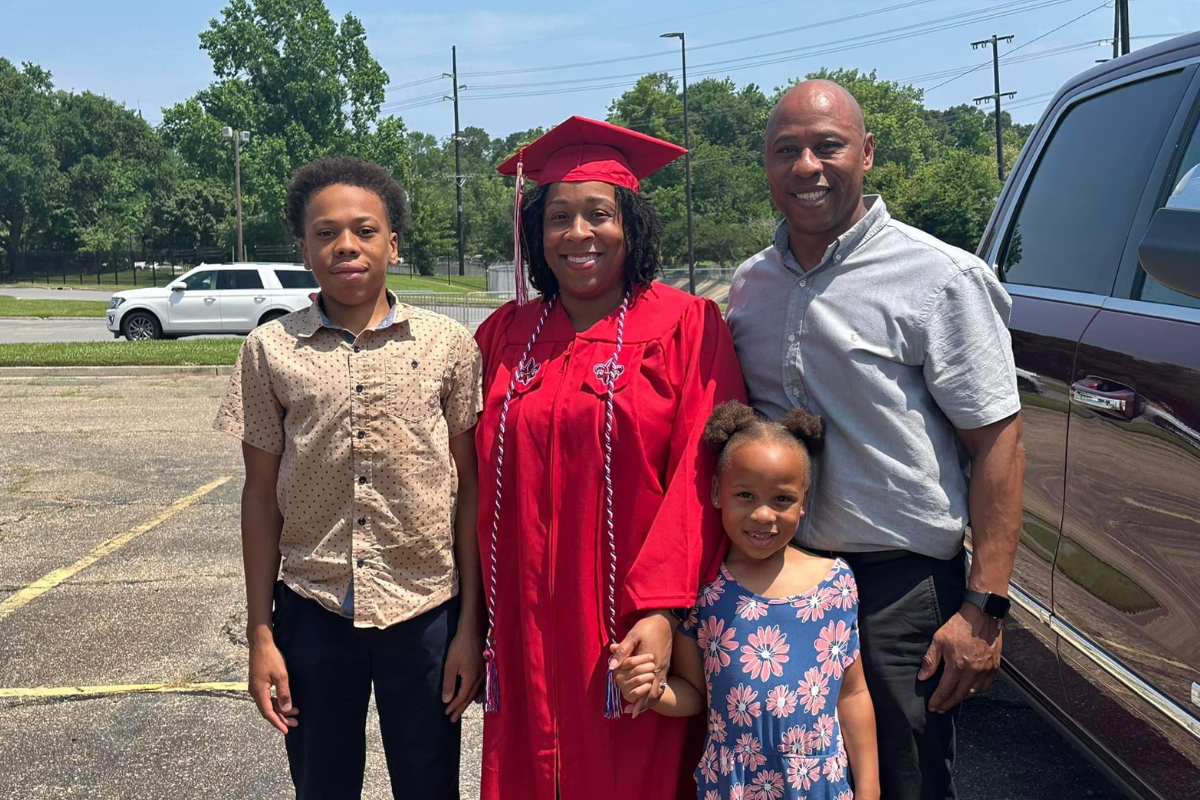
[{"x1": 387, "y1": 357, "x2": 443, "y2": 422}]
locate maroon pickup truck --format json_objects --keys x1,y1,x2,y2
[{"x1": 975, "y1": 32, "x2": 1200, "y2": 800}]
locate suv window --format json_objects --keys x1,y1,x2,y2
[
  {"x1": 275, "y1": 269, "x2": 319, "y2": 289},
  {"x1": 217, "y1": 270, "x2": 265, "y2": 291},
  {"x1": 181, "y1": 270, "x2": 218, "y2": 291},
  {"x1": 998, "y1": 71, "x2": 1188, "y2": 295},
  {"x1": 1139, "y1": 118, "x2": 1200, "y2": 310}
]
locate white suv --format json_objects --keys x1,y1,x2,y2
[{"x1": 106, "y1": 263, "x2": 319, "y2": 341}]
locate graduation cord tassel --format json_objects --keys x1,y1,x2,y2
[
  {"x1": 483, "y1": 299, "x2": 553, "y2": 714},
  {"x1": 600, "y1": 294, "x2": 631, "y2": 720},
  {"x1": 512, "y1": 151, "x2": 530, "y2": 306}
]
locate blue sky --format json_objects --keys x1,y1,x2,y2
[{"x1": 1, "y1": 0, "x2": 1195, "y2": 141}]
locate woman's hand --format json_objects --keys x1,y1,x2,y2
[{"x1": 608, "y1": 610, "x2": 676, "y2": 715}]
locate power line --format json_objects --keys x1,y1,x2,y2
[
  {"x1": 923, "y1": 0, "x2": 1110, "y2": 93},
  {"x1": 455, "y1": 0, "x2": 1087, "y2": 101}
]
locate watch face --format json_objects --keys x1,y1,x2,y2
[{"x1": 984, "y1": 594, "x2": 1012, "y2": 619}]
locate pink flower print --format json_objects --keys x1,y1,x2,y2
[
  {"x1": 785, "y1": 758, "x2": 820, "y2": 792},
  {"x1": 837, "y1": 733, "x2": 848, "y2": 767},
  {"x1": 831, "y1": 573, "x2": 858, "y2": 609},
  {"x1": 778, "y1": 725, "x2": 810, "y2": 758},
  {"x1": 727, "y1": 684, "x2": 762, "y2": 727},
  {"x1": 814, "y1": 620, "x2": 853, "y2": 679},
  {"x1": 796, "y1": 666, "x2": 829, "y2": 714},
  {"x1": 765, "y1": 685, "x2": 797, "y2": 718},
  {"x1": 736, "y1": 595, "x2": 769, "y2": 621},
  {"x1": 734, "y1": 733, "x2": 767, "y2": 771},
  {"x1": 740, "y1": 625, "x2": 790, "y2": 682},
  {"x1": 708, "y1": 708, "x2": 728, "y2": 743},
  {"x1": 698, "y1": 616, "x2": 739, "y2": 675},
  {"x1": 813, "y1": 714, "x2": 835, "y2": 750},
  {"x1": 683, "y1": 606, "x2": 700, "y2": 632},
  {"x1": 704, "y1": 792, "x2": 721, "y2": 800},
  {"x1": 698, "y1": 575, "x2": 726, "y2": 607},
  {"x1": 823, "y1": 755, "x2": 846, "y2": 782},
  {"x1": 834, "y1": 792, "x2": 854, "y2": 800},
  {"x1": 719, "y1": 746, "x2": 736, "y2": 776},
  {"x1": 749, "y1": 769, "x2": 785, "y2": 800},
  {"x1": 730, "y1": 785, "x2": 745, "y2": 800},
  {"x1": 699, "y1": 742, "x2": 719, "y2": 784},
  {"x1": 792, "y1": 586, "x2": 835, "y2": 623}
]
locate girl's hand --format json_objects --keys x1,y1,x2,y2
[
  {"x1": 607, "y1": 610, "x2": 675, "y2": 715},
  {"x1": 613, "y1": 652, "x2": 658, "y2": 706}
]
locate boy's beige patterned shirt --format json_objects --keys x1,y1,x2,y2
[{"x1": 214, "y1": 296, "x2": 482, "y2": 628}]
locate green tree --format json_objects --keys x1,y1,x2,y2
[
  {"x1": 162, "y1": 0, "x2": 407, "y2": 248},
  {"x1": 0, "y1": 59, "x2": 63, "y2": 271},
  {"x1": 894, "y1": 148, "x2": 1001, "y2": 251}
]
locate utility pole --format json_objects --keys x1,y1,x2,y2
[
  {"x1": 661, "y1": 31, "x2": 694, "y2": 295},
  {"x1": 223, "y1": 127, "x2": 250, "y2": 261},
  {"x1": 1119, "y1": 0, "x2": 1131, "y2": 56},
  {"x1": 1112, "y1": 2, "x2": 1120, "y2": 60},
  {"x1": 451, "y1": 46, "x2": 465, "y2": 279},
  {"x1": 972, "y1": 35, "x2": 1016, "y2": 183}
]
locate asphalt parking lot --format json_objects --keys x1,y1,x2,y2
[{"x1": 0, "y1": 373, "x2": 1122, "y2": 799}]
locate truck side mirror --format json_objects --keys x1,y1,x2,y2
[{"x1": 1138, "y1": 207, "x2": 1200, "y2": 299}]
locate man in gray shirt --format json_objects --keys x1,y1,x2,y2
[{"x1": 727, "y1": 80, "x2": 1025, "y2": 800}]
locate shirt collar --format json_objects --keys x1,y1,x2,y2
[
  {"x1": 773, "y1": 194, "x2": 889, "y2": 275},
  {"x1": 296, "y1": 289, "x2": 404, "y2": 339}
]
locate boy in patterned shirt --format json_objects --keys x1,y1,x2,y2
[{"x1": 214, "y1": 157, "x2": 483, "y2": 800}]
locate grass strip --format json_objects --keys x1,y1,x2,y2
[
  {"x1": 0, "y1": 339, "x2": 244, "y2": 367},
  {"x1": 0, "y1": 297, "x2": 108, "y2": 318}
]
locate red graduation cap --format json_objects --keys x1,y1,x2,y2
[
  {"x1": 496, "y1": 115, "x2": 686, "y2": 193},
  {"x1": 497, "y1": 117, "x2": 686, "y2": 303}
]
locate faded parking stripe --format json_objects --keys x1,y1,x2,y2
[
  {"x1": 0, "y1": 681, "x2": 247, "y2": 699},
  {"x1": 0, "y1": 476, "x2": 231, "y2": 623}
]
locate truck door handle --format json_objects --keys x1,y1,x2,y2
[
  {"x1": 1071, "y1": 378, "x2": 1136, "y2": 420},
  {"x1": 254, "y1": 296, "x2": 266, "y2": 303},
  {"x1": 204, "y1": 297, "x2": 217, "y2": 305}
]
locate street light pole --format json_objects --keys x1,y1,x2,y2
[
  {"x1": 661, "y1": 31, "x2": 694, "y2": 296},
  {"x1": 223, "y1": 127, "x2": 250, "y2": 262}
]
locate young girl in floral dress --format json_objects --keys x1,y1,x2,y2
[{"x1": 615, "y1": 402, "x2": 879, "y2": 800}]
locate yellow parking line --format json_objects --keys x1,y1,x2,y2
[
  {"x1": 0, "y1": 682, "x2": 246, "y2": 699},
  {"x1": 0, "y1": 476, "x2": 232, "y2": 624}
]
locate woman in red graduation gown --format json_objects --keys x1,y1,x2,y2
[{"x1": 474, "y1": 116, "x2": 747, "y2": 800}]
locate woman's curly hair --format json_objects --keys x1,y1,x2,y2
[
  {"x1": 702, "y1": 401, "x2": 825, "y2": 483},
  {"x1": 520, "y1": 183, "x2": 663, "y2": 297},
  {"x1": 285, "y1": 156, "x2": 407, "y2": 241}
]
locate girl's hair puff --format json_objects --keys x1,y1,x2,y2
[{"x1": 703, "y1": 401, "x2": 825, "y2": 480}]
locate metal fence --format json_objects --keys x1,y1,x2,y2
[
  {"x1": 0, "y1": 246, "x2": 301, "y2": 287},
  {"x1": 393, "y1": 291, "x2": 513, "y2": 329}
]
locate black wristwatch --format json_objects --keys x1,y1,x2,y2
[
  {"x1": 963, "y1": 589, "x2": 1011, "y2": 620},
  {"x1": 666, "y1": 607, "x2": 691, "y2": 624}
]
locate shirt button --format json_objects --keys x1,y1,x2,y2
[
  {"x1": 835, "y1": 254, "x2": 843, "y2": 262},
  {"x1": 355, "y1": 384, "x2": 364, "y2": 393},
  {"x1": 358, "y1": 476, "x2": 366, "y2": 485},
  {"x1": 792, "y1": 388, "x2": 801, "y2": 398},
  {"x1": 358, "y1": 517, "x2": 366, "y2": 525},
  {"x1": 789, "y1": 335, "x2": 796, "y2": 342},
  {"x1": 353, "y1": 345, "x2": 361, "y2": 353},
  {"x1": 357, "y1": 430, "x2": 366, "y2": 440},
  {"x1": 356, "y1": 559, "x2": 364, "y2": 568}
]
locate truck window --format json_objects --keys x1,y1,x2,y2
[
  {"x1": 1139, "y1": 118, "x2": 1200, "y2": 310},
  {"x1": 997, "y1": 71, "x2": 1188, "y2": 295}
]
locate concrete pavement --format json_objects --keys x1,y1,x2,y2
[
  {"x1": 0, "y1": 319, "x2": 116, "y2": 344},
  {"x1": 1, "y1": 288, "x2": 113, "y2": 302}
]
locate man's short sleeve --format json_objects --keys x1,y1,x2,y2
[
  {"x1": 212, "y1": 332, "x2": 286, "y2": 455},
  {"x1": 443, "y1": 326, "x2": 483, "y2": 438},
  {"x1": 922, "y1": 267, "x2": 1020, "y2": 430}
]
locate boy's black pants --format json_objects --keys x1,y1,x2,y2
[{"x1": 272, "y1": 582, "x2": 461, "y2": 800}]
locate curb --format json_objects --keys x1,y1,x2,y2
[{"x1": 0, "y1": 365, "x2": 233, "y2": 378}]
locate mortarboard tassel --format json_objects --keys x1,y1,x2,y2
[
  {"x1": 513, "y1": 150, "x2": 530, "y2": 305},
  {"x1": 483, "y1": 644, "x2": 500, "y2": 714},
  {"x1": 605, "y1": 665, "x2": 623, "y2": 719}
]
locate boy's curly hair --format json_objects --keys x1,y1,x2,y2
[
  {"x1": 285, "y1": 156, "x2": 407, "y2": 241},
  {"x1": 520, "y1": 183, "x2": 662, "y2": 298},
  {"x1": 702, "y1": 401, "x2": 825, "y2": 483}
]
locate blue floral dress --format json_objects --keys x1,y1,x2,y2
[{"x1": 680, "y1": 557, "x2": 860, "y2": 800}]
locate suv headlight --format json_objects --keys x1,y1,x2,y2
[{"x1": 108, "y1": 297, "x2": 126, "y2": 310}]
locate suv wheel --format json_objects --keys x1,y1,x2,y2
[
  {"x1": 257, "y1": 310, "x2": 287, "y2": 327},
  {"x1": 122, "y1": 311, "x2": 162, "y2": 341}
]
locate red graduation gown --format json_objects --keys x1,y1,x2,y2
[{"x1": 474, "y1": 282, "x2": 747, "y2": 800}]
